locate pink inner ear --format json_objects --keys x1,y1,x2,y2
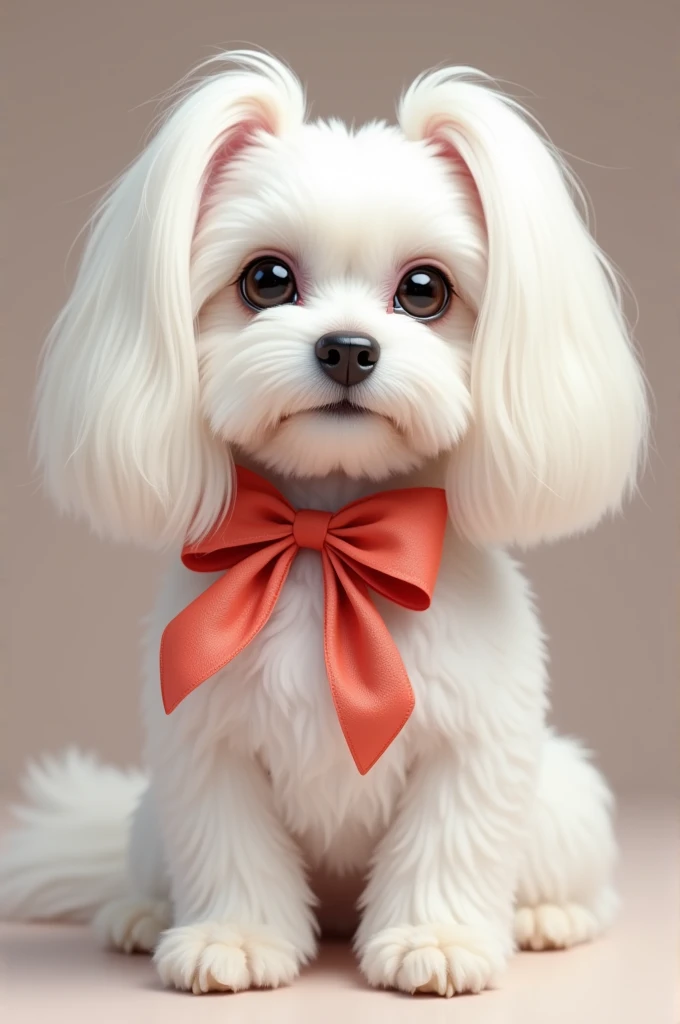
[
  {"x1": 198, "y1": 119, "x2": 267, "y2": 222},
  {"x1": 430, "y1": 132, "x2": 485, "y2": 225}
]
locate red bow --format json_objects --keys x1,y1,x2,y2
[{"x1": 160, "y1": 467, "x2": 448, "y2": 774}]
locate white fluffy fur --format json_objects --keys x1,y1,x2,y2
[
  {"x1": 2, "y1": 52, "x2": 644, "y2": 997},
  {"x1": 0, "y1": 750, "x2": 146, "y2": 921}
]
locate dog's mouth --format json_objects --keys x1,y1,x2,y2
[
  {"x1": 279, "y1": 400, "x2": 372, "y2": 425},
  {"x1": 316, "y1": 400, "x2": 367, "y2": 417},
  {"x1": 275, "y1": 402, "x2": 406, "y2": 441}
]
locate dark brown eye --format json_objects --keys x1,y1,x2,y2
[
  {"x1": 394, "y1": 266, "x2": 450, "y2": 319},
  {"x1": 240, "y1": 257, "x2": 297, "y2": 310}
]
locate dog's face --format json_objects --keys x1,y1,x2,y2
[
  {"x1": 196, "y1": 123, "x2": 480, "y2": 481},
  {"x1": 36, "y1": 53, "x2": 646, "y2": 548}
]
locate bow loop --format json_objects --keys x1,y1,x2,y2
[
  {"x1": 180, "y1": 468, "x2": 296, "y2": 572},
  {"x1": 325, "y1": 486, "x2": 447, "y2": 611},
  {"x1": 160, "y1": 466, "x2": 448, "y2": 773}
]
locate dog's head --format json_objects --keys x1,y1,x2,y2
[{"x1": 37, "y1": 52, "x2": 647, "y2": 547}]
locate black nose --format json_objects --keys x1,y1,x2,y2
[{"x1": 314, "y1": 332, "x2": 380, "y2": 386}]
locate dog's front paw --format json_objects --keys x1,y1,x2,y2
[
  {"x1": 154, "y1": 921, "x2": 305, "y2": 994},
  {"x1": 94, "y1": 897, "x2": 172, "y2": 953},
  {"x1": 359, "y1": 923, "x2": 506, "y2": 997}
]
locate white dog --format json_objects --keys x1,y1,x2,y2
[{"x1": 0, "y1": 52, "x2": 647, "y2": 998}]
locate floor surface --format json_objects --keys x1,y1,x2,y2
[{"x1": 1, "y1": 801, "x2": 677, "y2": 1024}]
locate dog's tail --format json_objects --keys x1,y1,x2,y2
[{"x1": 0, "y1": 748, "x2": 146, "y2": 922}]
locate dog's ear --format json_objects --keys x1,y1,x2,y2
[
  {"x1": 36, "y1": 52, "x2": 305, "y2": 546},
  {"x1": 399, "y1": 70, "x2": 648, "y2": 546}
]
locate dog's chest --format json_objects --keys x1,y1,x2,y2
[{"x1": 214, "y1": 548, "x2": 410, "y2": 869}]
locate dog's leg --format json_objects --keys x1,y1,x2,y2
[
  {"x1": 151, "y1": 743, "x2": 317, "y2": 994},
  {"x1": 514, "y1": 732, "x2": 618, "y2": 951},
  {"x1": 355, "y1": 741, "x2": 536, "y2": 997}
]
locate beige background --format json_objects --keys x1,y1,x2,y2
[{"x1": 3, "y1": 0, "x2": 677, "y2": 796}]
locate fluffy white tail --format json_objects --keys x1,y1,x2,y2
[{"x1": 0, "y1": 749, "x2": 147, "y2": 922}]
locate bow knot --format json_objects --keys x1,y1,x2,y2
[
  {"x1": 293, "y1": 508, "x2": 332, "y2": 551},
  {"x1": 160, "y1": 467, "x2": 448, "y2": 774}
]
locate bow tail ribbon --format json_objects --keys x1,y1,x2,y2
[
  {"x1": 160, "y1": 538, "x2": 297, "y2": 714},
  {"x1": 322, "y1": 549, "x2": 415, "y2": 774}
]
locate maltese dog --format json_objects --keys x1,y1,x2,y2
[{"x1": 0, "y1": 52, "x2": 647, "y2": 998}]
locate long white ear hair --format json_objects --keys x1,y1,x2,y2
[
  {"x1": 36, "y1": 52, "x2": 305, "y2": 546},
  {"x1": 400, "y1": 69, "x2": 648, "y2": 546}
]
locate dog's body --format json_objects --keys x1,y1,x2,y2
[
  {"x1": 0, "y1": 53, "x2": 645, "y2": 997},
  {"x1": 131, "y1": 463, "x2": 617, "y2": 993}
]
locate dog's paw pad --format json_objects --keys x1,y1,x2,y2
[
  {"x1": 514, "y1": 903, "x2": 600, "y2": 951},
  {"x1": 94, "y1": 897, "x2": 172, "y2": 954},
  {"x1": 154, "y1": 922, "x2": 302, "y2": 993},
  {"x1": 359, "y1": 923, "x2": 505, "y2": 997}
]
